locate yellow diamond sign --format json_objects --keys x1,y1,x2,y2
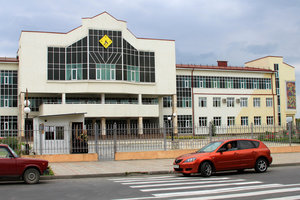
[{"x1": 99, "y1": 35, "x2": 112, "y2": 48}]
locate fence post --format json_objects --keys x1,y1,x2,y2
[
  {"x1": 209, "y1": 122, "x2": 212, "y2": 143},
  {"x1": 94, "y1": 123, "x2": 99, "y2": 160},
  {"x1": 288, "y1": 122, "x2": 292, "y2": 146},
  {"x1": 113, "y1": 123, "x2": 117, "y2": 160},
  {"x1": 163, "y1": 123, "x2": 167, "y2": 151},
  {"x1": 251, "y1": 123, "x2": 254, "y2": 139}
]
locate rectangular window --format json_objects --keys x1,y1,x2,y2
[
  {"x1": 199, "y1": 80, "x2": 203, "y2": 88},
  {"x1": 96, "y1": 66, "x2": 101, "y2": 80},
  {"x1": 254, "y1": 116, "x2": 261, "y2": 126},
  {"x1": 163, "y1": 96, "x2": 172, "y2": 107},
  {"x1": 267, "y1": 116, "x2": 274, "y2": 125},
  {"x1": 227, "y1": 80, "x2": 233, "y2": 88},
  {"x1": 227, "y1": 116, "x2": 235, "y2": 126},
  {"x1": 253, "y1": 98, "x2": 260, "y2": 107},
  {"x1": 199, "y1": 117, "x2": 207, "y2": 127},
  {"x1": 227, "y1": 97, "x2": 235, "y2": 107},
  {"x1": 4, "y1": 75, "x2": 9, "y2": 85},
  {"x1": 213, "y1": 117, "x2": 221, "y2": 126},
  {"x1": 253, "y1": 80, "x2": 258, "y2": 89},
  {"x1": 4, "y1": 98, "x2": 9, "y2": 107},
  {"x1": 240, "y1": 98, "x2": 248, "y2": 107},
  {"x1": 4, "y1": 122, "x2": 9, "y2": 130},
  {"x1": 213, "y1": 97, "x2": 221, "y2": 107},
  {"x1": 266, "y1": 98, "x2": 273, "y2": 107},
  {"x1": 45, "y1": 126, "x2": 55, "y2": 140},
  {"x1": 56, "y1": 126, "x2": 64, "y2": 140},
  {"x1": 241, "y1": 80, "x2": 245, "y2": 89},
  {"x1": 199, "y1": 97, "x2": 207, "y2": 107},
  {"x1": 266, "y1": 80, "x2": 271, "y2": 89},
  {"x1": 241, "y1": 116, "x2": 248, "y2": 126}
]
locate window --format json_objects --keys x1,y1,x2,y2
[
  {"x1": 238, "y1": 140, "x2": 256, "y2": 150},
  {"x1": 213, "y1": 97, "x2": 221, "y2": 107},
  {"x1": 227, "y1": 116, "x2": 235, "y2": 126},
  {"x1": 267, "y1": 116, "x2": 274, "y2": 125},
  {"x1": 227, "y1": 80, "x2": 233, "y2": 88},
  {"x1": 4, "y1": 98, "x2": 9, "y2": 107},
  {"x1": 240, "y1": 98, "x2": 248, "y2": 107},
  {"x1": 253, "y1": 98, "x2": 260, "y2": 107},
  {"x1": 66, "y1": 64, "x2": 83, "y2": 80},
  {"x1": 254, "y1": 116, "x2": 261, "y2": 126},
  {"x1": 0, "y1": 147, "x2": 10, "y2": 158},
  {"x1": 199, "y1": 117, "x2": 207, "y2": 127},
  {"x1": 4, "y1": 122, "x2": 9, "y2": 130},
  {"x1": 266, "y1": 80, "x2": 271, "y2": 89},
  {"x1": 56, "y1": 127, "x2": 64, "y2": 140},
  {"x1": 213, "y1": 117, "x2": 221, "y2": 126},
  {"x1": 253, "y1": 80, "x2": 258, "y2": 89},
  {"x1": 199, "y1": 97, "x2": 207, "y2": 107},
  {"x1": 4, "y1": 76, "x2": 9, "y2": 85},
  {"x1": 45, "y1": 126, "x2": 55, "y2": 140},
  {"x1": 227, "y1": 97, "x2": 234, "y2": 107},
  {"x1": 127, "y1": 66, "x2": 139, "y2": 82},
  {"x1": 241, "y1": 116, "x2": 248, "y2": 126},
  {"x1": 199, "y1": 80, "x2": 203, "y2": 88},
  {"x1": 184, "y1": 80, "x2": 190, "y2": 88},
  {"x1": 240, "y1": 80, "x2": 245, "y2": 89},
  {"x1": 163, "y1": 96, "x2": 172, "y2": 107},
  {"x1": 266, "y1": 98, "x2": 273, "y2": 107}
]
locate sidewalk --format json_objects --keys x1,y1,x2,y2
[{"x1": 46, "y1": 152, "x2": 300, "y2": 179}]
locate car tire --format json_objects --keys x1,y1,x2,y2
[
  {"x1": 200, "y1": 161, "x2": 213, "y2": 177},
  {"x1": 255, "y1": 158, "x2": 268, "y2": 173},
  {"x1": 23, "y1": 168, "x2": 40, "y2": 184}
]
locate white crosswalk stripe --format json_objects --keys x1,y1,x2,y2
[{"x1": 110, "y1": 176, "x2": 300, "y2": 200}]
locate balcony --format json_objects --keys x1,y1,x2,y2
[{"x1": 39, "y1": 103, "x2": 159, "y2": 118}]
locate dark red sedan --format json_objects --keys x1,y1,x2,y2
[
  {"x1": 174, "y1": 139, "x2": 272, "y2": 177},
  {"x1": 0, "y1": 144, "x2": 48, "y2": 184}
]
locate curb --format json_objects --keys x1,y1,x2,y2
[{"x1": 41, "y1": 162, "x2": 300, "y2": 180}]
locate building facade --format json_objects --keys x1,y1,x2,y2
[
  {"x1": 0, "y1": 12, "x2": 297, "y2": 138},
  {"x1": 162, "y1": 57, "x2": 296, "y2": 134}
]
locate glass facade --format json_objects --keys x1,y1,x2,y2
[
  {"x1": 48, "y1": 29, "x2": 155, "y2": 83},
  {"x1": 0, "y1": 70, "x2": 18, "y2": 107}
]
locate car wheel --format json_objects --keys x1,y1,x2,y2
[
  {"x1": 23, "y1": 168, "x2": 40, "y2": 184},
  {"x1": 200, "y1": 161, "x2": 213, "y2": 177},
  {"x1": 255, "y1": 158, "x2": 268, "y2": 173}
]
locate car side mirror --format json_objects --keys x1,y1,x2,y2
[{"x1": 218, "y1": 147, "x2": 227, "y2": 153}]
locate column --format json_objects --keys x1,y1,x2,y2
[
  {"x1": 101, "y1": 118, "x2": 106, "y2": 138},
  {"x1": 101, "y1": 94, "x2": 105, "y2": 104},
  {"x1": 62, "y1": 93, "x2": 66, "y2": 104},
  {"x1": 138, "y1": 117, "x2": 143, "y2": 135},
  {"x1": 138, "y1": 94, "x2": 142, "y2": 105},
  {"x1": 158, "y1": 96, "x2": 164, "y2": 128},
  {"x1": 172, "y1": 94, "x2": 178, "y2": 136},
  {"x1": 19, "y1": 92, "x2": 25, "y2": 137}
]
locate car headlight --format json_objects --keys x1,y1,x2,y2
[{"x1": 183, "y1": 158, "x2": 196, "y2": 163}]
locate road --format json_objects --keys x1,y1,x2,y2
[{"x1": 1, "y1": 165, "x2": 300, "y2": 200}]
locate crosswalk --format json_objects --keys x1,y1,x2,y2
[{"x1": 109, "y1": 175, "x2": 300, "y2": 200}]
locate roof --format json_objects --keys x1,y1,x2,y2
[
  {"x1": 0, "y1": 57, "x2": 19, "y2": 63},
  {"x1": 176, "y1": 64, "x2": 274, "y2": 72},
  {"x1": 245, "y1": 56, "x2": 283, "y2": 64}
]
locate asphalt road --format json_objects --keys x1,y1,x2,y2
[{"x1": 1, "y1": 166, "x2": 300, "y2": 200}]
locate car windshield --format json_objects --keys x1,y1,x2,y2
[
  {"x1": 8, "y1": 146, "x2": 19, "y2": 158},
  {"x1": 197, "y1": 141, "x2": 223, "y2": 153}
]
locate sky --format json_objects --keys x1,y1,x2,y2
[{"x1": 0, "y1": 0, "x2": 299, "y2": 117}]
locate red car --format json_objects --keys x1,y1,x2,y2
[
  {"x1": 0, "y1": 144, "x2": 48, "y2": 184},
  {"x1": 173, "y1": 139, "x2": 272, "y2": 177}
]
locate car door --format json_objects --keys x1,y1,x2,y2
[
  {"x1": 0, "y1": 147, "x2": 17, "y2": 176},
  {"x1": 237, "y1": 140, "x2": 257, "y2": 168},
  {"x1": 213, "y1": 141, "x2": 239, "y2": 171}
]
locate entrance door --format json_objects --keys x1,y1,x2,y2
[{"x1": 71, "y1": 122, "x2": 87, "y2": 154}]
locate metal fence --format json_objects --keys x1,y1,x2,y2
[{"x1": 0, "y1": 123, "x2": 299, "y2": 160}]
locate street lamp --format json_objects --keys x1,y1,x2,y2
[{"x1": 24, "y1": 89, "x2": 31, "y2": 155}]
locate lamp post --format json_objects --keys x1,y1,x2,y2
[{"x1": 24, "y1": 89, "x2": 31, "y2": 155}]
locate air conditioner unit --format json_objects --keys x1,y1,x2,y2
[
  {"x1": 222, "y1": 98, "x2": 227, "y2": 103},
  {"x1": 236, "y1": 99, "x2": 240, "y2": 103}
]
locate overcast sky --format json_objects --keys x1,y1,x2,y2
[{"x1": 0, "y1": 0, "x2": 299, "y2": 117}]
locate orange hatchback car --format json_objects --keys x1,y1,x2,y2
[{"x1": 174, "y1": 139, "x2": 272, "y2": 177}]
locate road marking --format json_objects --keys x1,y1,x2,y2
[
  {"x1": 110, "y1": 176, "x2": 228, "y2": 183},
  {"x1": 176, "y1": 187, "x2": 300, "y2": 200},
  {"x1": 263, "y1": 195, "x2": 300, "y2": 200},
  {"x1": 131, "y1": 178, "x2": 245, "y2": 188},
  {"x1": 140, "y1": 181, "x2": 262, "y2": 192}
]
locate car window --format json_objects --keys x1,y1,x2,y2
[
  {"x1": 0, "y1": 147, "x2": 11, "y2": 158},
  {"x1": 197, "y1": 141, "x2": 223, "y2": 153},
  {"x1": 220, "y1": 141, "x2": 238, "y2": 151},
  {"x1": 238, "y1": 140, "x2": 257, "y2": 150}
]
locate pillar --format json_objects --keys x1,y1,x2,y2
[
  {"x1": 138, "y1": 117, "x2": 143, "y2": 135},
  {"x1": 101, "y1": 118, "x2": 106, "y2": 136},
  {"x1": 158, "y1": 96, "x2": 164, "y2": 128},
  {"x1": 62, "y1": 93, "x2": 66, "y2": 104},
  {"x1": 138, "y1": 94, "x2": 142, "y2": 105},
  {"x1": 19, "y1": 92, "x2": 25, "y2": 137},
  {"x1": 101, "y1": 94, "x2": 105, "y2": 104},
  {"x1": 172, "y1": 94, "x2": 178, "y2": 136}
]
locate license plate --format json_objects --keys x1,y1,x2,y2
[{"x1": 173, "y1": 164, "x2": 179, "y2": 169}]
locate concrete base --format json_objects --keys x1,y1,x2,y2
[{"x1": 22, "y1": 153, "x2": 98, "y2": 163}]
